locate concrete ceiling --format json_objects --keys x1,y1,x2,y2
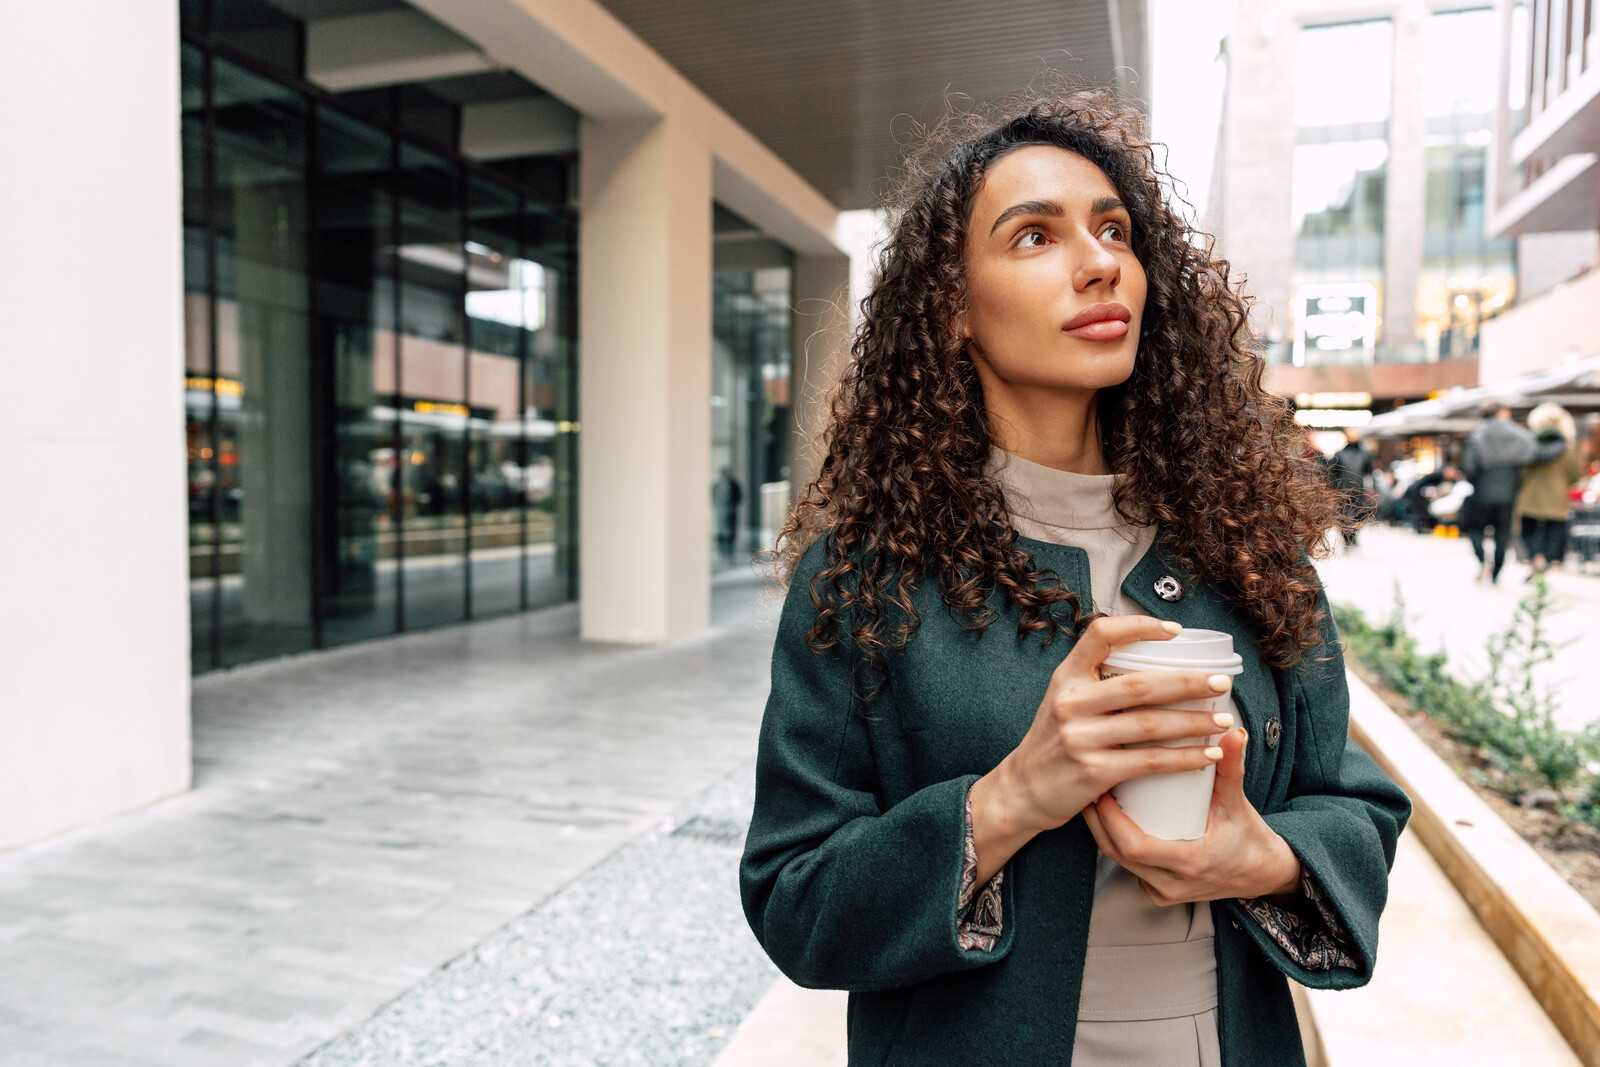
[{"x1": 595, "y1": 0, "x2": 1148, "y2": 210}]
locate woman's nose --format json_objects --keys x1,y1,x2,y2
[{"x1": 1072, "y1": 235, "x2": 1121, "y2": 292}]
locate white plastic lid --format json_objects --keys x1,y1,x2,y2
[{"x1": 1102, "y1": 627, "x2": 1243, "y2": 675}]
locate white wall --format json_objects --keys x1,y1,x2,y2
[
  {"x1": 1479, "y1": 265, "x2": 1600, "y2": 384},
  {"x1": 0, "y1": 0, "x2": 191, "y2": 851}
]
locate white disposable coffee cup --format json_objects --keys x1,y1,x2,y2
[{"x1": 1097, "y1": 628, "x2": 1244, "y2": 841}]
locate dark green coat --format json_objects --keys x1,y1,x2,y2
[{"x1": 740, "y1": 535, "x2": 1411, "y2": 1066}]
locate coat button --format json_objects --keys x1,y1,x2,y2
[
  {"x1": 1264, "y1": 717, "x2": 1282, "y2": 748},
  {"x1": 1153, "y1": 575, "x2": 1184, "y2": 602}
]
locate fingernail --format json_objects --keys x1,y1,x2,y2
[
  {"x1": 1161, "y1": 621, "x2": 1182, "y2": 634},
  {"x1": 1240, "y1": 729, "x2": 1248, "y2": 748},
  {"x1": 1208, "y1": 674, "x2": 1232, "y2": 692},
  {"x1": 1204, "y1": 746, "x2": 1224, "y2": 760},
  {"x1": 1212, "y1": 712, "x2": 1234, "y2": 729}
]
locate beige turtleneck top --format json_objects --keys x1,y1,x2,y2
[{"x1": 989, "y1": 449, "x2": 1223, "y2": 1066}]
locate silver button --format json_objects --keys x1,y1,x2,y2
[
  {"x1": 1264, "y1": 717, "x2": 1282, "y2": 748},
  {"x1": 1153, "y1": 575, "x2": 1184, "y2": 602}
]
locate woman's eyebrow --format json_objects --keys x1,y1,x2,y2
[
  {"x1": 987, "y1": 195, "x2": 1127, "y2": 235},
  {"x1": 988, "y1": 198, "x2": 1062, "y2": 235}
]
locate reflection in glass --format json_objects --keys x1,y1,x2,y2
[
  {"x1": 183, "y1": 12, "x2": 581, "y2": 670},
  {"x1": 1414, "y1": 8, "x2": 1517, "y2": 363},
  {"x1": 316, "y1": 107, "x2": 398, "y2": 646},
  {"x1": 522, "y1": 203, "x2": 577, "y2": 607},
  {"x1": 182, "y1": 43, "x2": 214, "y2": 672},
  {"x1": 466, "y1": 176, "x2": 525, "y2": 618},
  {"x1": 210, "y1": 57, "x2": 315, "y2": 667},
  {"x1": 1291, "y1": 140, "x2": 1387, "y2": 286},
  {"x1": 396, "y1": 144, "x2": 467, "y2": 629},
  {"x1": 712, "y1": 264, "x2": 793, "y2": 567}
]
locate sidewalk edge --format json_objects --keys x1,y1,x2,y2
[{"x1": 1343, "y1": 666, "x2": 1600, "y2": 1067}]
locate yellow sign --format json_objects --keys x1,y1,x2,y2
[
  {"x1": 414, "y1": 400, "x2": 470, "y2": 417},
  {"x1": 185, "y1": 376, "x2": 243, "y2": 397}
]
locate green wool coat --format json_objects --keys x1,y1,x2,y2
[{"x1": 740, "y1": 534, "x2": 1411, "y2": 1066}]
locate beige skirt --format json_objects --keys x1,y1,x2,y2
[{"x1": 1071, "y1": 937, "x2": 1222, "y2": 1067}]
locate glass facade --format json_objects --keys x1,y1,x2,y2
[
  {"x1": 710, "y1": 233, "x2": 794, "y2": 567},
  {"x1": 182, "y1": 0, "x2": 578, "y2": 673},
  {"x1": 1289, "y1": 19, "x2": 1392, "y2": 366},
  {"x1": 1417, "y1": 7, "x2": 1515, "y2": 362}
]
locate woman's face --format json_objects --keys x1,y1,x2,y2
[{"x1": 961, "y1": 145, "x2": 1146, "y2": 399}]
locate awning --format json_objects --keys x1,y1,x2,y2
[{"x1": 1363, "y1": 353, "x2": 1600, "y2": 438}]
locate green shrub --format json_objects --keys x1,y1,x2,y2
[{"x1": 1334, "y1": 579, "x2": 1597, "y2": 805}]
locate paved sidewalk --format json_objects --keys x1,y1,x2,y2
[
  {"x1": 1315, "y1": 524, "x2": 1600, "y2": 730},
  {"x1": 0, "y1": 572, "x2": 779, "y2": 1067}
]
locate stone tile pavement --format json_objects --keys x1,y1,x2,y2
[{"x1": 0, "y1": 571, "x2": 780, "y2": 1067}]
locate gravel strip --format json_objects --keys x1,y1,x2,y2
[{"x1": 297, "y1": 764, "x2": 778, "y2": 1067}]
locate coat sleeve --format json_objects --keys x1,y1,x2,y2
[
  {"x1": 1221, "y1": 591, "x2": 1412, "y2": 990},
  {"x1": 739, "y1": 545, "x2": 1016, "y2": 992}
]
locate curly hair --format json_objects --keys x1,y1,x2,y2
[{"x1": 777, "y1": 82, "x2": 1343, "y2": 697}]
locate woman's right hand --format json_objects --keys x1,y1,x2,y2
[{"x1": 966, "y1": 616, "x2": 1233, "y2": 887}]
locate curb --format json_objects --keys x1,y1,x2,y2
[{"x1": 1344, "y1": 667, "x2": 1600, "y2": 1065}]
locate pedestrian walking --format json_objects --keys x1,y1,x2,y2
[
  {"x1": 1460, "y1": 403, "x2": 1549, "y2": 582},
  {"x1": 1324, "y1": 428, "x2": 1375, "y2": 545},
  {"x1": 1516, "y1": 403, "x2": 1583, "y2": 577},
  {"x1": 741, "y1": 86, "x2": 1409, "y2": 1066}
]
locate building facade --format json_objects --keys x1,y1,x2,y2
[
  {"x1": 1214, "y1": 0, "x2": 1516, "y2": 436},
  {"x1": 1482, "y1": 0, "x2": 1600, "y2": 391},
  {"x1": 0, "y1": 0, "x2": 1144, "y2": 851}
]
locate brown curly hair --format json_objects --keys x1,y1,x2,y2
[{"x1": 778, "y1": 82, "x2": 1343, "y2": 696}]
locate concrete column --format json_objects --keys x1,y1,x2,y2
[
  {"x1": 578, "y1": 116, "x2": 713, "y2": 642},
  {"x1": 1383, "y1": 6, "x2": 1427, "y2": 359},
  {"x1": 788, "y1": 253, "x2": 852, "y2": 498},
  {"x1": 1218, "y1": 0, "x2": 1297, "y2": 355},
  {"x1": 0, "y1": 0, "x2": 190, "y2": 850}
]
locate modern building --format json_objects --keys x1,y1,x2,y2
[
  {"x1": 0, "y1": 0, "x2": 1146, "y2": 850},
  {"x1": 1361, "y1": 0, "x2": 1600, "y2": 451},
  {"x1": 1480, "y1": 0, "x2": 1600, "y2": 398},
  {"x1": 1212, "y1": 0, "x2": 1526, "y2": 443}
]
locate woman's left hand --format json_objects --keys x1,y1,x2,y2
[{"x1": 1081, "y1": 728, "x2": 1302, "y2": 905}]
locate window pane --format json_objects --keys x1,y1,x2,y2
[
  {"x1": 396, "y1": 144, "x2": 467, "y2": 629},
  {"x1": 316, "y1": 107, "x2": 400, "y2": 647},
  {"x1": 712, "y1": 262, "x2": 793, "y2": 567},
  {"x1": 1294, "y1": 20, "x2": 1394, "y2": 129},
  {"x1": 211, "y1": 0, "x2": 301, "y2": 78},
  {"x1": 1423, "y1": 9, "x2": 1497, "y2": 118},
  {"x1": 465, "y1": 175, "x2": 525, "y2": 618},
  {"x1": 522, "y1": 205, "x2": 577, "y2": 606},
  {"x1": 182, "y1": 44, "x2": 215, "y2": 673},
  {"x1": 212, "y1": 57, "x2": 314, "y2": 666}
]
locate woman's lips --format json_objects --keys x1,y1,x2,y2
[{"x1": 1062, "y1": 302, "x2": 1131, "y2": 341}]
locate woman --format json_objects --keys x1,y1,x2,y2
[
  {"x1": 740, "y1": 87, "x2": 1410, "y2": 1066},
  {"x1": 1516, "y1": 403, "x2": 1583, "y2": 576}
]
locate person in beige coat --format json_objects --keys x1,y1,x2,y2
[{"x1": 1516, "y1": 403, "x2": 1584, "y2": 575}]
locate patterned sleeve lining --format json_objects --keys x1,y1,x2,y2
[
  {"x1": 957, "y1": 791, "x2": 1004, "y2": 952},
  {"x1": 1236, "y1": 864, "x2": 1359, "y2": 971}
]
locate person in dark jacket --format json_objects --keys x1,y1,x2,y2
[
  {"x1": 1324, "y1": 428, "x2": 1375, "y2": 546},
  {"x1": 1460, "y1": 404, "x2": 1563, "y2": 582},
  {"x1": 742, "y1": 87, "x2": 1409, "y2": 1066}
]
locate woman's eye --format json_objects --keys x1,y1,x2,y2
[
  {"x1": 1101, "y1": 223, "x2": 1129, "y2": 243},
  {"x1": 1018, "y1": 230, "x2": 1047, "y2": 248}
]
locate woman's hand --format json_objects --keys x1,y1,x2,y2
[
  {"x1": 967, "y1": 616, "x2": 1235, "y2": 887},
  {"x1": 1081, "y1": 728, "x2": 1302, "y2": 904}
]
